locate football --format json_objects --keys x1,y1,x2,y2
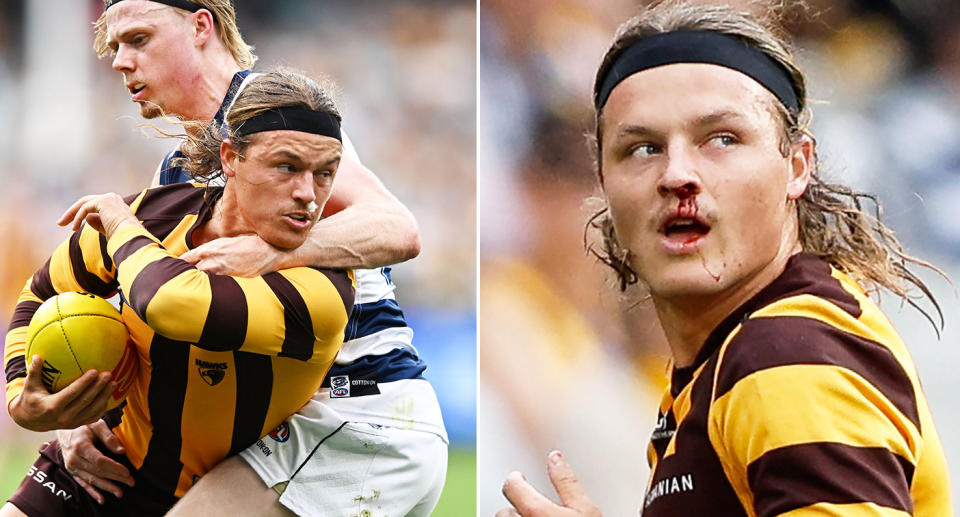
[{"x1": 25, "y1": 291, "x2": 138, "y2": 409}]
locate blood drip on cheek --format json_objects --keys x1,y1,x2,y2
[{"x1": 698, "y1": 251, "x2": 721, "y2": 282}]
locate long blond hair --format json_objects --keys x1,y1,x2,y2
[{"x1": 173, "y1": 69, "x2": 340, "y2": 182}]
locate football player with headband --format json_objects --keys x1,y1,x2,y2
[
  {"x1": 3, "y1": 70, "x2": 355, "y2": 517},
  {"x1": 4, "y1": 1, "x2": 449, "y2": 516},
  {"x1": 498, "y1": 3, "x2": 952, "y2": 516}
]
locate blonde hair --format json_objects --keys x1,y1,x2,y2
[
  {"x1": 93, "y1": 0, "x2": 257, "y2": 70},
  {"x1": 586, "y1": 0, "x2": 945, "y2": 330},
  {"x1": 173, "y1": 68, "x2": 340, "y2": 182}
]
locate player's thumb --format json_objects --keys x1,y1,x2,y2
[
  {"x1": 24, "y1": 355, "x2": 46, "y2": 389},
  {"x1": 179, "y1": 249, "x2": 200, "y2": 265},
  {"x1": 547, "y1": 450, "x2": 601, "y2": 515}
]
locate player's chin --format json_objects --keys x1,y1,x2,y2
[
  {"x1": 641, "y1": 257, "x2": 726, "y2": 296},
  {"x1": 265, "y1": 228, "x2": 310, "y2": 250},
  {"x1": 138, "y1": 102, "x2": 163, "y2": 119}
]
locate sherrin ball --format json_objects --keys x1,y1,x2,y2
[{"x1": 25, "y1": 291, "x2": 138, "y2": 409}]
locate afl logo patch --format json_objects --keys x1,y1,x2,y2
[
  {"x1": 268, "y1": 422, "x2": 290, "y2": 443},
  {"x1": 330, "y1": 375, "x2": 350, "y2": 398}
]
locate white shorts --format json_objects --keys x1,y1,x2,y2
[{"x1": 239, "y1": 399, "x2": 448, "y2": 517}]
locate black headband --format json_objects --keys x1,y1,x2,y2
[
  {"x1": 595, "y1": 31, "x2": 800, "y2": 114},
  {"x1": 105, "y1": 0, "x2": 214, "y2": 21},
  {"x1": 233, "y1": 107, "x2": 342, "y2": 142}
]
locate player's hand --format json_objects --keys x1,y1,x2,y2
[
  {"x1": 58, "y1": 192, "x2": 140, "y2": 238},
  {"x1": 497, "y1": 451, "x2": 602, "y2": 517},
  {"x1": 58, "y1": 420, "x2": 135, "y2": 504},
  {"x1": 8, "y1": 355, "x2": 116, "y2": 432},
  {"x1": 180, "y1": 234, "x2": 284, "y2": 277}
]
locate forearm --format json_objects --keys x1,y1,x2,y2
[
  {"x1": 5, "y1": 280, "x2": 42, "y2": 410},
  {"x1": 278, "y1": 202, "x2": 421, "y2": 270},
  {"x1": 5, "y1": 227, "x2": 118, "y2": 410}
]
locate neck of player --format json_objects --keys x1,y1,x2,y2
[
  {"x1": 183, "y1": 62, "x2": 242, "y2": 135},
  {"x1": 652, "y1": 239, "x2": 802, "y2": 369},
  {"x1": 191, "y1": 183, "x2": 252, "y2": 248}
]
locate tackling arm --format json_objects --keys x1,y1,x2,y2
[
  {"x1": 180, "y1": 134, "x2": 421, "y2": 275},
  {"x1": 281, "y1": 149, "x2": 421, "y2": 269}
]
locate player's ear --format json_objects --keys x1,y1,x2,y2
[
  {"x1": 786, "y1": 134, "x2": 813, "y2": 200},
  {"x1": 221, "y1": 140, "x2": 238, "y2": 178},
  {"x1": 192, "y1": 9, "x2": 215, "y2": 46}
]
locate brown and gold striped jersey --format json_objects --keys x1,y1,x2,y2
[
  {"x1": 4, "y1": 183, "x2": 354, "y2": 500},
  {"x1": 643, "y1": 254, "x2": 951, "y2": 517}
]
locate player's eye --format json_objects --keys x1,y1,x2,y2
[
  {"x1": 630, "y1": 143, "x2": 662, "y2": 158},
  {"x1": 277, "y1": 163, "x2": 294, "y2": 172},
  {"x1": 131, "y1": 34, "x2": 148, "y2": 47},
  {"x1": 707, "y1": 133, "x2": 738, "y2": 148}
]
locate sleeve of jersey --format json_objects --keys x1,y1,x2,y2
[
  {"x1": 106, "y1": 224, "x2": 354, "y2": 362},
  {"x1": 4, "y1": 224, "x2": 119, "y2": 408},
  {"x1": 708, "y1": 316, "x2": 921, "y2": 517}
]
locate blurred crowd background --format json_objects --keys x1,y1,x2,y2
[
  {"x1": 0, "y1": 0, "x2": 476, "y2": 514},
  {"x1": 479, "y1": 0, "x2": 960, "y2": 514}
]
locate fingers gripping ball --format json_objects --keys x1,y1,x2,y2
[{"x1": 25, "y1": 292, "x2": 138, "y2": 409}]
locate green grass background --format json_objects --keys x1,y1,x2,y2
[
  {"x1": 1, "y1": 439, "x2": 37, "y2": 502},
  {"x1": 2, "y1": 440, "x2": 476, "y2": 515},
  {"x1": 432, "y1": 446, "x2": 476, "y2": 516}
]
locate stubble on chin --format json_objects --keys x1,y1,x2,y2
[{"x1": 138, "y1": 101, "x2": 163, "y2": 119}]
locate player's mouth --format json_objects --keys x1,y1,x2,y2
[
  {"x1": 283, "y1": 211, "x2": 313, "y2": 230},
  {"x1": 659, "y1": 214, "x2": 711, "y2": 253},
  {"x1": 127, "y1": 82, "x2": 147, "y2": 100}
]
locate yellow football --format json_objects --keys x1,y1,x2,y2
[{"x1": 25, "y1": 291, "x2": 138, "y2": 409}]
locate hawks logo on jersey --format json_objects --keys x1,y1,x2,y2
[{"x1": 196, "y1": 359, "x2": 228, "y2": 386}]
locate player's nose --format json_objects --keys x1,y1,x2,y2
[
  {"x1": 657, "y1": 143, "x2": 702, "y2": 198},
  {"x1": 291, "y1": 171, "x2": 317, "y2": 205},
  {"x1": 112, "y1": 45, "x2": 135, "y2": 73}
]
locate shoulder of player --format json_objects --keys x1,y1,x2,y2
[
  {"x1": 711, "y1": 254, "x2": 910, "y2": 395},
  {"x1": 115, "y1": 183, "x2": 217, "y2": 243},
  {"x1": 123, "y1": 183, "x2": 215, "y2": 233},
  {"x1": 267, "y1": 267, "x2": 355, "y2": 317},
  {"x1": 123, "y1": 182, "x2": 208, "y2": 212},
  {"x1": 712, "y1": 297, "x2": 920, "y2": 427}
]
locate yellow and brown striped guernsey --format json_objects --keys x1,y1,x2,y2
[
  {"x1": 4, "y1": 182, "x2": 354, "y2": 503},
  {"x1": 642, "y1": 253, "x2": 951, "y2": 517}
]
